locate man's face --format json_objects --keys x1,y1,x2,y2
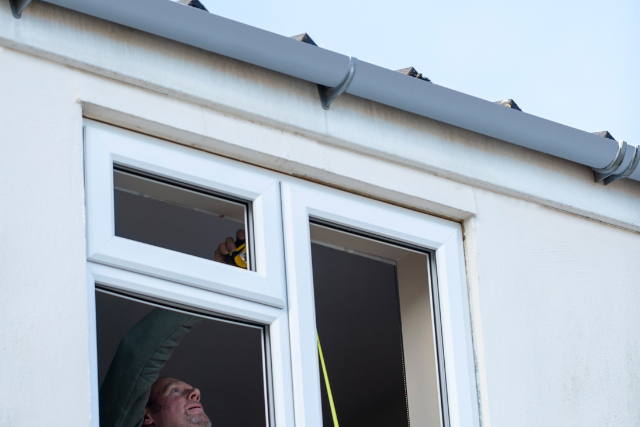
[{"x1": 144, "y1": 377, "x2": 211, "y2": 427}]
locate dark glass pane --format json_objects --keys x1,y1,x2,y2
[
  {"x1": 312, "y1": 243, "x2": 409, "y2": 427},
  {"x1": 96, "y1": 291, "x2": 267, "y2": 427},
  {"x1": 114, "y1": 169, "x2": 250, "y2": 268}
]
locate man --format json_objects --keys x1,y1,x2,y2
[
  {"x1": 100, "y1": 231, "x2": 244, "y2": 427},
  {"x1": 100, "y1": 308, "x2": 202, "y2": 427},
  {"x1": 143, "y1": 377, "x2": 211, "y2": 427}
]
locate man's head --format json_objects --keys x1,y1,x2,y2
[{"x1": 143, "y1": 377, "x2": 211, "y2": 427}]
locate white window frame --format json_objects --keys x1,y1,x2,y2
[
  {"x1": 84, "y1": 121, "x2": 479, "y2": 427},
  {"x1": 281, "y1": 179, "x2": 479, "y2": 427},
  {"x1": 85, "y1": 264, "x2": 295, "y2": 427},
  {"x1": 84, "y1": 121, "x2": 286, "y2": 307},
  {"x1": 84, "y1": 120, "x2": 295, "y2": 427}
]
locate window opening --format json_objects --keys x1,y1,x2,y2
[
  {"x1": 310, "y1": 222, "x2": 445, "y2": 427},
  {"x1": 95, "y1": 289, "x2": 268, "y2": 427},
  {"x1": 113, "y1": 167, "x2": 252, "y2": 269}
]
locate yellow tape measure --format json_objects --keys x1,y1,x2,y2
[
  {"x1": 317, "y1": 332, "x2": 339, "y2": 427},
  {"x1": 227, "y1": 242, "x2": 247, "y2": 269}
]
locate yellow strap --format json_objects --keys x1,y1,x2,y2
[{"x1": 317, "y1": 332, "x2": 340, "y2": 427}]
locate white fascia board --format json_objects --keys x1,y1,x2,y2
[
  {"x1": 41, "y1": 0, "x2": 350, "y2": 87},
  {"x1": 42, "y1": 0, "x2": 622, "y2": 173},
  {"x1": 348, "y1": 61, "x2": 620, "y2": 170}
]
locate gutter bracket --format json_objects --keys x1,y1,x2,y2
[
  {"x1": 592, "y1": 139, "x2": 627, "y2": 182},
  {"x1": 9, "y1": 0, "x2": 32, "y2": 18},
  {"x1": 318, "y1": 56, "x2": 358, "y2": 110},
  {"x1": 603, "y1": 144, "x2": 640, "y2": 185}
]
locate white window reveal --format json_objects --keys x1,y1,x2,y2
[{"x1": 84, "y1": 120, "x2": 479, "y2": 427}]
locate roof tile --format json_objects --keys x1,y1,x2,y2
[
  {"x1": 495, "y1": 99, "x2": 522, "y2": 112},
  {"x1": 291, "y1": 33, "x2": 318, "y2": 47},
  {"x1": 396, "y1": 67, "x2": 431, "y2": 82},
  {"x1": 593, "y1": 131, "x2": 616, "y2": 140},
  {"x1": 179, "y1": 0, "x2": 208, "y2": 12}
]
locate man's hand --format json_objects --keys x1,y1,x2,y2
[{"x1": 214, "y1": 229, "x2": 245, "y2": 265}]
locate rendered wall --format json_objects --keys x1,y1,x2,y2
[
  {"x1": 0, "y1": 44, "x2": 88, "y2": 425},
  {"x1": 467, "y1": 189, "x2": 640, "y2": 426},
  {"x1": 1, "y1": 2, "x2": 639, "y2": 427}
]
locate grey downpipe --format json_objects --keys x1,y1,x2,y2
[{"x1": 8, "y1": 0, "x2": 31, "y2": 18}]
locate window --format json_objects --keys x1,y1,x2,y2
[
  {"x1": 95, "y1": 291, "x2": 268, "y2": 427},
  {"x1": 310, "y1": 223, "x2": 443, "y2": 427},
  {"x1": 281, "y1": 180, "x2": 477, "y2": 427},
  {"x1": 113, "y1": 168, "x2": 252, "y2": 268},
  {"x1": 85, "y1": 121, "x2": 479, "y2": 427},
  {"x1": 84, "y1": 122, "x2": 285, "y2": 306}
]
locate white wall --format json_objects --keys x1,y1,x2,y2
[
  {"x1": 1, "y1": 2, "x2": 639, "y2": 427},
  {"x1": 466, "y1": 189, "x2": 640, "y2": 426},
  {"x1": 0, "y1": 41, "x2": 89, "y2": 427}
]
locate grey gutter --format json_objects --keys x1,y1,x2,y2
[{"x1": 36, "y1": 0, "x2": 640, "y2": 182}]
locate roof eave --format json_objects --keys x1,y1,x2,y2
[{"x1": 40, "y1": 0, "x2": 636, "y2": 181}]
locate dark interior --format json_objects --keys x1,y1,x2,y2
[
  {"x1": 311, "y1": 243, "x2": 409, "y2": 427},
  {"x1": 96, "y1": 292, "x2": 267, "y2": 427},
  {"x1": 113, "y1": 173, "x2": 246, "y2": 264}
]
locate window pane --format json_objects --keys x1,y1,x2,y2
[
  {"x1": 310, "y1": 223, "x2": 442, "y2": 427},
  {"x1": 114, "y1": 168, "x2": 251, "y2": 269},
  {"x1": 96, "y1": 291, "x2": 268, "y2": 427}
]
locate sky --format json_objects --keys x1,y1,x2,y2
[{"x1": 192, "y1": 0, "x2": 639, "y2": 144}]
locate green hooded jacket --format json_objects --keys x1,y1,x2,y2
[{"x1": 99, "y1": 308, "x2": 201, "y2": 427}]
